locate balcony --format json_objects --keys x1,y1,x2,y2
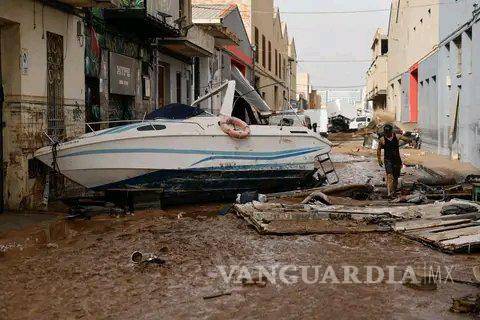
[
  {"x1": 103, "y1": 0, "x2": 182, "y2": 38},
  {"x1": 157, "y1": 25, "x2": 214, "y2": 61}
]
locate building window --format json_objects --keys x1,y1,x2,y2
[
  {"x1": 254, "y1": 27, "x2": 259, "y2": 63},
  {"x1": 453, "y1": 35, "x2": 462, "y2": 75},
  {"x1": 274, "y1": 85, "x2": 278, "y2": 109},
  {"x1": 262, "y1": 35, "x2": 266, "y2": 67},
  {"x1": 278, "y1": 53, "x2": 282, "y2": 78},
  {"x1": 275, "y1": 49, "x2": 278, "y2": 75},
  {"x1": 283, "y1": 59, "x2": 286, "y2": 79},
  {"x1": 381, "y1": 39, "x2": 388, "y2": 55},
  {"x1": 268, "y1": 41, "x2": 272, "y2": 71}
]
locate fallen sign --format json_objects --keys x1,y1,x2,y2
[{"x1": 234, "y1": 202, "x2": 392, "y2": 235}]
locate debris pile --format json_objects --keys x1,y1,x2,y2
[{"x1": 235, "y1": 180, "x2": 480, "y2": 253}]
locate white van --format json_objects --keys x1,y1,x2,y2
[
  {"x1": 303, "y1": 109, "x2": 329, "y2": 136},
  {"x1": 349, "y1": 116, "x2": 372, "y2": 131}
]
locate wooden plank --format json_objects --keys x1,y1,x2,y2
[
  {"x1": 406, "y1": 222, "x2": 480, "y2": 236},
  {"x1": 421, "y1": 226, "x2": 480, "y2": 242},
  {"x1": 393, "y1": 219, "x2": 471, "y2": 232},
  {"x1": 440, "y1": 234, "x2": 480, "y2": 251}
]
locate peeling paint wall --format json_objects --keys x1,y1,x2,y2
[{"x1": 0, "y1": 0, "x2": 85, "y2": 210}]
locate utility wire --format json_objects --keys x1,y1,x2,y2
[
  {"x1": 193, "y1": 1, "x2": 460, "y2": 15},
  {"x1": 298, "y1": 59, "x2": 371, "y2": 63}
]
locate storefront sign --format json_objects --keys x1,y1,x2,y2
[{"x1": 109, "y1": 52, "x2": 137, "y2": 96}]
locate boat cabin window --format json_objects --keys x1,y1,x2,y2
[{"x1": 137, "y1": 124, "x2": 167, "y2": 131}]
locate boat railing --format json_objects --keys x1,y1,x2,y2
[{"x1": 43, "y1": 118, "x2": 207, "y2": 144}]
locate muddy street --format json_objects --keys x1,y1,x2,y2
[{"x1": 1, "y1": 141, "x2": 479, "y2": 320}]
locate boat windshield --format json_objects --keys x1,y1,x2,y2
[{"x1": 145, "y1": 103, "x2": 207, "y2": 120}]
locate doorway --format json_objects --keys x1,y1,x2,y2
[
  {"x1": 158, "y1": 65, "x2": 165, "y2": 107},
  {"x1": 47, "y1": 32, "x2": 66, "y2": 199}
]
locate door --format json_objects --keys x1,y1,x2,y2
[
  {"x1": 46, "y1": 32, "x2": 65, "y2": 198},
  {"x1": 176, "y1": 72, "x2": 182, "y2": 103},
  {"x1": 409, "y1": 66, "x2": 419, "y2": 123},
  {"x1": 158, "y1": 65, "x2": 165, "y2": 107},
  {"x1": 47, "y1": 32, "x2": 65, "y2": 139}
]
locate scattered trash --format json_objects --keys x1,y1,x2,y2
[
  {"x1": 203, "y1": 291, "x2": 232, "y2": 300},
  {"x1": 218, "y1": 204, "x2": 234, "y2": 216},
  {"x1": 441, "y1": 203, "x2": 479, "y2": 216},
  {"x1": 301, "y1": 191, "x2": 332, "y2": 205},
  {"x1": 403, "y1": 270, "x2": 438, "y2": 291},
  {"x1": 450, "y1": 294, "x2": 480, "y2": 314},
  {"x1": 241, "y1": 275, "x2": 269, "y2": 288},
  {"x1": 236, "y1": 191, "x2": 267, "y2": 204},
  {"x1": 131, "y1": 251, "x2": 166, "y2": 266},
  {"x1": 392, "y1": 192, "x2": 426, "y2": 204}
]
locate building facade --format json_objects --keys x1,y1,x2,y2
[
  {"x1": 296, "y1": 72, "x2": 311, "y2": 110},
  {"x1": 192, "y1": 3, "x2": 253, "y2": 115},
  {"x1": 387, "y1": 0, "x2": 439, "y2": 123},
  {"x1": 418, "y1": 0, "x2": 480, "y2": 166},
  {"x1": 366, "y1": 28, "x2": 388, "y2": 111},
  {"x1": 191, "y1": 0, "x2": 297, "y2": 111},
  {"x1": 0, "y1": 0, "x2": 100, "y2": 210},
  {"x1": 381, "y1": 0, "x2": 480, "y2": 168},
  {"x1": 0, "y1": 0, "x2": 215, "y2": 211}
]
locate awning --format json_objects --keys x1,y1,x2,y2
[{"x1": 231, "y1": 67, "x2": 271, "y2": 116}]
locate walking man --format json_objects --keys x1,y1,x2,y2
[{"x1": 377, "y1": 124, "x2": 409, "y2": 197}]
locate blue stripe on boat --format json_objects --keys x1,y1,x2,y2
[{"x1": 58, "y1": 147, "x2": 322, "y2": 160}]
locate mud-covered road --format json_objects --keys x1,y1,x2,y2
[{"x1": 1, "y1": 144, "x2": 480, "y2": 320}]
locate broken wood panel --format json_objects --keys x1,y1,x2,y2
[
  {"x1": 393, "y1": 219, "x2": 472, "y2": 232},
  {"x1": 440, "y1": 234, "x2": 480, "y2": 252},
  {"x1": 417, "y1": 225, "x2": 480, "y2": 243},
  {"x1": 406, "y1": 222, "x2": 480, "y2": 237}
]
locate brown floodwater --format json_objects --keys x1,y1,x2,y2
[{"x1": 1, "y1": 154, "x2": 479, "y2": 320}]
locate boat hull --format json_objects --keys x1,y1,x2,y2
[
  {"x1": 35, "y1": 118, "x2": 332, "y2": 198},
  {"x1": 95, "y1": 167, "x2": 319, "y2": 201}
]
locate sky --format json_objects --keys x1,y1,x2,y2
[{"x1": 274, "y1": 0, "x2": 391, "y2": 90}]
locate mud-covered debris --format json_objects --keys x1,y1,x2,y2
[
  {"x1": 392, "y1": 192, "x2": 426, "y2": 204},
  {"x1": 403, "y1": 270, "x2": 438, "y2": 291},
  {"x1": 302, "y1": 191, "x2": 332, "y2": 205},
  {"x1": 131, "y1": 251, "x2": 166, "y2": 266},
  {"x1": 441, "y1": 203, "x2": 479, "y2": 216},
  {"x1": 241, "y1": 275, "x2": 269, "y2": 287},
  {"x1": 203, "y1": 291, "x2": 232, "y2": 300},
  {"x1": 450, "y1": 294, "x2": 480, "y2": 314}
]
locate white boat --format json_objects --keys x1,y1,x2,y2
[{"x1": 35, "y1": 79, "x2": 332, "y2": 200}]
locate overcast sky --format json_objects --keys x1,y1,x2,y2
[{"x1": 274, "y1": 0, "x2": 391, "y2": 90}]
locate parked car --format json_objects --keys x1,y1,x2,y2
[
  {"x1": 349, "y1": 116, "x2": 372, "y2": 131},
  {"x1": 269, "y1": 114, "x2": 312, "y2": 129}
]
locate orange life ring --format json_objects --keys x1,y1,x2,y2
[{"x1": 219, "y1": 116, "x2": 251, "y2": 139}]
